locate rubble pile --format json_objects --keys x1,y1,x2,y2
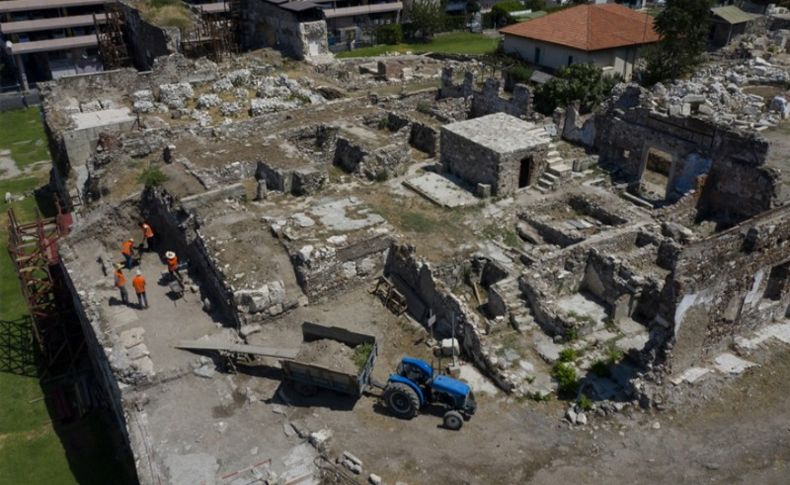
[{"x1": 649, "y1": 57, "x2": 790, "y2": 129}]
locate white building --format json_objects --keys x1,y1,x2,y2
[{"x1": 499, "y1": 4, "x2": 659, "y2": 80}]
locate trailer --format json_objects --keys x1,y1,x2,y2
[
  {"x1": 282, "y1": 322, "x2": 378, "y2": 397},
  {"x1": 176, "y1": 321, "x2": 378, "y2": 397}
]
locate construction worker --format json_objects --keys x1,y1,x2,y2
[
  {"x1": 139, "y1": 220, "x2": 155, "y2": 252},
  {"x1": 165, "y1": 251, "x2": 181, "y2": 282},
  {"x1": 114, "y1": 264, "x2": 128, "y2": 305},
  {"x1": 132, "y1": 269, "x2": 148, "y2": 309},
  {"x1": 121, "y1": 238, "x2": 135, "y2": 269}
]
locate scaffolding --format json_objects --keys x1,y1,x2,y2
[
  {"x1": 94, "y1": 1, "x2": 131, "y2": 70},
  {"x1": 6, "y1": 204, "x2": 81, "y2": 378},
  {"x1": 181, "y1": 0, "x2": 240, "y2": 62}
]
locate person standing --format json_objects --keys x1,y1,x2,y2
[
  {"x1": 121, "y1": 238, "x2": 135, "y2": 269},
  {"x1": 140, "y1": 220, "x2": 155, "y2": 252},
  {"x1": 165, "y1": 251, "x2": 181, "y2": 282},
  {"x1": 132, "y1": 269, "x2": 148, "y2": 309},
  {"x1": 114, "y1": 264, "x2": 129, "y2": 305}
]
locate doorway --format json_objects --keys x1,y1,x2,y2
[{"x1": 518, "y1": 156, "x2": 532, "y2": 188}]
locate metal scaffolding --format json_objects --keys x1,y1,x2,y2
[
  {"x1": 94, "y1": 1, "x2": 131, "y2": 70},
  {"x1": 6, "y1": 204, "x2": 81, "y2": 378},
  {"x1": 181, "y1": 0, "x2": 240, "y2": 62}
]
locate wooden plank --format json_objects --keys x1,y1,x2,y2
[{"x1": 175, "y1": 340, "x2": 299, "y2": 359}]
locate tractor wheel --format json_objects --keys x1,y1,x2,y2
[
  {"x1": 443, "y1": 410, "x2": 464, "y2": 431},
  {"x1": 384, "y1": 382, "x2": 420, "y2": 419}
]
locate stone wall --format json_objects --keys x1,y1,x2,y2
[
  {"x1": 240, "y1": 0, "x2": 328, "y2": 60},
  {"x1": 256, "y1": 161, "x2": 327, "y2": 196},
  {"x1": 142, "y1": 187, "x2": 243, "y2": 327},
  {"x1": 438, "y1": 67, "x2": 532, "y2": 119},
  {"x1": 120, "y1": 1, "x2": 180, "y2": 71},
  {"x1": 655, "y1": 205, "x2": 790, "y2": 371},
  {"x1": 333, "y1": 134, "x2": 410, "y2": 180},
  {"x1": 384, "y1": 244, "x2": 514, "y2": 391},
  {"x1": 288, "y1": 235, "x2": 393, "y2": 298},
  {"x1": 593, "y1": 86, "x2": 779, "y2": 223}
]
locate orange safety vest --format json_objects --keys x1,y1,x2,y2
[
  {"x1": 142, "y1": 223, "x2": 154, "y2": 238},
  {"x1": 114, "y1": 270, "x2": 126, "y2": 287},
  {"x1": 132, "y1": 275, "x2": 146, "y2": 294},
  {"x1": 121, "y1": 240, "x2": 134, "y2": 256},
  {"x1": 167, "y1": 256, "x2": 178, "y2": 272}
]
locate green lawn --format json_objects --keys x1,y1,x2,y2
[
  {"x1": 0, "y1": 106, "x2": 50, "y2": 170},
  {"x1": 0, "y1": 108, "x2": 131, "y2": 485},
  {"x1": 336, "y1": 32, "x2": 499, "y2": 58}
]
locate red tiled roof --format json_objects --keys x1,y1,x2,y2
[{"x1": 499, "y1": 4, "x2": 660, "y2": 52}]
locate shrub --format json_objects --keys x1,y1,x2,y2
[
  {"x1": 376, "y1": 24, "x2": 403, "y2": 45},
  {"x1": 558, "y1": 348, "x2": 578, "y2": 363},
  {"x1": 564, "y1": 327, "x2": 578, "y2": 343},
  {"x1": 416, "y1": 100, "x2": 432, "y2": 114},
  {"x1": 606, "y1": 345, "x2": 624, "y2": 364},
  {"x1": 577, "y1": 393, "x2": 593, "y2": 411},
  {"x1": 138, "y1": 166, "x2": 168, "y2": 188},
  {"x1": 551, "y1": 362, "x2": 578, "y2": 397}
]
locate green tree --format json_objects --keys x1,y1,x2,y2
[
  {"x1": 644, "y1": 0, "x2": 713, "y2": 84},
  {"x1": 524, "y1": 0, "x2": 546, "y2": 11},
  {"x1": 533, "y1": 63, "x2": 622, "y2": 115},
  {"x1": 491, "y1": 0, "x2": 522, "y2": 27},
  {"x1": 404, "y1": 0, "x2": 446, "y2": 40}
]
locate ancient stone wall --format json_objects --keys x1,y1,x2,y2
[
  {"x1": 240, "y1": 0, "x2": 328, "y2": 60},
  {"x1": 142, "y1": 188, "x2": 242, "y2": 327},
  {"x1": 656, "y1": 205, "x2": 790, "y2": 371},
  {"x1": 594, "y1": 90, "x2": 778, "y2": 223},
  {"x1": 439, "y1": 67, "x2": 532, "y2": 119},
  {"x1": 120, "y1": 1, "x2": 180, "y2": 71},
  {"x1": 384, "y1": 244, "x2": 514, "y2": 391}
]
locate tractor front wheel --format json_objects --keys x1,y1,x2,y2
[
  {"x1": 384, "y1": 382, "x2": 420, "y2": 419},
  {"x1": 443, "y1": 410, "x2": 464, "y2": 431}
]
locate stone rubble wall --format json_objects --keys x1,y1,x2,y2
[
  {"x1": 119, "y1": 0, "x2": 180, "y2": 71},
  {"x1": 384, "y1": 244, "x2": 514, "y2": 392},
  {"x1": 594, "y1": 85, "x2": 778, "y2": 223},
  {"x1": 288, "y1": 234, "x2": 393, "y2": 299},
  {"x1": 240, "y1": 0, "x2": 328, "y2": 60},
  {"x1": 142, "y1": 188, "x2": 242, "y2": 327},
  {"x1": 655, "y1": 205, "x2": 790, "y2": 371},
  {"x1": 438, "y1": 67, "x2": 532, "y2": 119},
  {"x1": 332, "y1": 135, "x2": 410, "y2": 181}
]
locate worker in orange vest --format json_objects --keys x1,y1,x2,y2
[
  {"x1": 121, "y1": 238, "x2": 135, "y2": 269},
  {"x1": 165, "y1": 251, "x2": 181, "y2": 282},
  {"x1": 114, "y1": 264, "x2": 128, "y2": 305},
  {"x1": 139, "y1": 220, "x2": 155, "y2": 252},
  {"x1": 132, "y1": 269, "x2": 148, "y2": 309}
]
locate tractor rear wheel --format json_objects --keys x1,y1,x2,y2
[
  {"x1": 384, "y1": 383, "x2": 420, "y2": 419},
  {"x1": 443, "y1": 410, "x2": 464, "y2": 431}
]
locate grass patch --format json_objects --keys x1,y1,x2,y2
[
  {"x1": 137, "y1": 0, "x2": 194, "y2": 32},
  {"x1": 138, "y1": 166, "x2": 169, "y2": 187},
  {"x1": 336, "y1": 32, "x2": 498, "y2": 59},
  {"x1": 558, "y1": 348, "x2": 579, "y2": 363},
  {"x1": 352, "y1": 342, "x2": 374, "y2": 372},
  {"x1": 482, "y1": 223, "x2": 521, "y2": 248},
  {"x1": 0, "y1": 107, "x2": 50, "y2": 170}
]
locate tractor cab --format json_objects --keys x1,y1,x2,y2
[{"x1": 384, "y1": 356, "x2": 476, "y2": 430}]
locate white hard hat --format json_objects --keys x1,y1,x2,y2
[{"x1": 165, "y1": 251, "x2": 176, "y2": 259}]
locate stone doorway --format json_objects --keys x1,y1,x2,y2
[{"x1": 518, "y1": 156, "x2": 533, "y2": 188}]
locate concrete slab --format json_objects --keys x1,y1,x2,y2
[
  {"x1": 442, "y1": 113, "x2": 550, "y2": 155},
  {"x1": 70, "y1": 107, "x2": 135, "y2": 130},
  {"x1": 533, "y1": 333, "x2": 561, "y2": 363},
  {"x1": 307, "y1": 197, "x2": 385, "y2": 232},
  {"x1": 614, "y1": 334, "x2": 650, "y2": 352},
  {"x1": 671, "y1": 367, "x2": 711, "y2": 385},
  {"x1": 734, "y1": 322, "x2": 790, "y2": 350},
  {"x1": 458, "y1": 362, "x2": 499, "y2": 396},
  {"x1": 713, "y1": 353, "x2": 757, "y2": 374},
  {"x1": 556, "y1": 292, "x2": 608, "y2": 327},
  {"x1": 403, "y1": 172, "x2": 479, "y2": 208}
]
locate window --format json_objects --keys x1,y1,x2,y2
[{"x1": 534, "y1": 47, "x2": 541, "y2": 65}]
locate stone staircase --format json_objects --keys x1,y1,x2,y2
[
  {"x1": 494, "y1": 276, "x2": 537, "y2": 332},
  {"x1": 536, "y1": 142, "x2": 573, "y2": 193}
]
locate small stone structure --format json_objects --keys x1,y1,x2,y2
[
  {"x1": 440, "y1": 112, "x2": 550, "y2": 196},
  {"x1": 240, "y1": 0, "x2": 329, "y2": 60}
]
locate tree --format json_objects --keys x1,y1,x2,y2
[
  {"x1": 490, "y1": 0, "x2": 522, "y2": 27},
  {"x1": 533, "y1": 63, "x2": 622, "y2": 115},
  {"x1": 404, "y1": 0, "x2": 445, "y2": 40},
  {"x1": 644, "y1": 0, "x2": 713, "y2": 84}
]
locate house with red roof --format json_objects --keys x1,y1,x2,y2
[{"x1": 499, "y1": 4, "x2": 660, "y2": 80}]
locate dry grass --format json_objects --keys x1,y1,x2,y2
[{"x1": 135, "y1": 0, "x2": 194, "y2": 32}]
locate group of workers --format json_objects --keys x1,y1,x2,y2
[{"x1": 114, "y1": 220, "x2": 182, "y2": 310}]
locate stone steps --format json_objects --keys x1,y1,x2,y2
[{"x1": 496, "y1": 277, "x2": 537, "y2": 332}]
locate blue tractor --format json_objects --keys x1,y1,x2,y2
[{"x1": 383, "y1": 357, "x2": 476, "y2": 430}]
